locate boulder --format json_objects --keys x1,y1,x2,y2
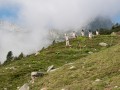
[
  {"x1": 47, "y1": 65, "x2": 54, "y2": 72},
  {"x1": 19, "y1": 83, "x2": 29, "y2": 90},
  {"x1": 31, "y1": 72, "x2": 44, "y2": 77},
  {"x1": 31, "y1": 72, "x2": 44, "y2": 83},
  {"x1": 99, "y1": 42, "x2": 108, "y2": 47},
  {"x1": 111, "y1": 32, "x2": 117, "y2": 36}
]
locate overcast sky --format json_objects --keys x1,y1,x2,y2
[{"x1": 0, "y1": 0, "x2": 120, "y2": 63}]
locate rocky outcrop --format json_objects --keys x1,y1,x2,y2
[
  {"x1": 31, "y1": 72, "x2": 44, "y2": 83},
  {"x1": 19, "y1": 83, "x2": 29, "y2": 90},
  {"x1": 47, "y1": 65, "x2": 55, "y2": 73},
  {"x1": 31, "y1": 72, "x2": 44, "y2": 77}
]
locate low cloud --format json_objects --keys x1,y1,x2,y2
[{"x1": 0, "y1": 0, "x2": 120, "y2": 63}]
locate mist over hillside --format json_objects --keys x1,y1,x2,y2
[
  {"x1": 0, "y1": 21, "x2": 50, "y2": 63},
  {"x1": 0, "y1": 0, "x2": 120, "y2": 63},
  {"x1": 0, "y1": 17, "x2": 117, "y2": 64},
  {"x1": 86, "y1": 16, "x2": 113, "y2": 30},
  {"x1": 0, "y1": 0, "x2": 120, "y2": 89},
  {"x1": 48, "y1": 16, "x2": 114, "y2": 41}
]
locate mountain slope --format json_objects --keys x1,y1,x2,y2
[
  {"x1": 87, "y1": 16, "x2": 113, "y2": 30},
  {"x1": 32, "y1": 44, "x2": 120, "y2": 90},
  {"x1": 0, "y1": 35, "x2": 120, "y2": 90}
]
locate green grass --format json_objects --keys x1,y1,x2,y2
[
  {"x1": 0, "y1": 35, "x2": 120, "y2": 90},
  {"x1": 32, "y1": 44, "x2": 120, "y2": 90}
]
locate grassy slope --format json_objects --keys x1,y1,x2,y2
[
  {"x1": 32, "y1": 43, "x2": 120, "y2": 90},
  {"x1": 0, "y1": 35, "x2": 120, "y2": 90}
]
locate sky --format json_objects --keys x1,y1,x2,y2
[
  {"x1": 0, "y1": 1, "x2": 20, "y2": 23},
  {"x1": 0, "y1": 0, "x2": 120, "y2": 26},
  {"x1": 0, "y1": 0, "x2": 120, "y2": 63},
  {"x1": 1, "y1": 2, "x2": 119, "y2": 24},
  {"x1": 113, "y1": 14, "x2": 120, "y2": 23},
  {"x1": 0, "y1": 6, "x2": 19, "y2": 22}
]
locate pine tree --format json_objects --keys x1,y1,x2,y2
[
  {"x1": 6, "y1": 51, "x2": 13, "y2": 61},
  {"x1": 18, "y1": 52, "x2": 24, "y2": 59}
]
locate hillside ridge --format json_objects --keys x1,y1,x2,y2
[{"x1": 0, "y1": 35, "x2": 120, "y2": 90}]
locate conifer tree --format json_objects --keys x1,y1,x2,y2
[
  {"x1": 18, "y1": 52, "x2": 24, "y2": 59},
  {"x1": 6, "y1": 51, "x2": 13, "y2": 61}
]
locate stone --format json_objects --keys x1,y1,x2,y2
[
  {"x1": 88, "y1": 51, "x2": 93, "y2": 54},
  {"x1": 47, "y1": 65, "x2": 54, "y2": 72},
  {"x1": 114, "y1": 86, "x2": 118, "y2": 88},
  {"x1": 94, "y1": 49, "x2": 97, "y2": 51},
  {"x1": 35, "y1": 52, "x2": 39, "y2": 56},
  {"x1": 95, "y1": 79, "x2": 101, "y2": 82},
  {"x1": 41, "y1": 87, "x2": 47, "y2": 90},
  {"x1": 82, "y1": 66, "x2": 85, "y2": 69},
  {"x1": 19, "y1": 83, "x2": 29, "y2": 90},
  {"x1": 9, "y1": 67, "x2": 16, "y2": 70},
  {"x1": 99, "y1": 42, "x2": 108, "y2": 47},
  {"x1": 29, "y1": 65, "x2": 31, "y2": 67},
  {"x1": 111, "y1": 32, "x2": 117, "y2": 36},
  {"x1": 61, "y1": 88, "x2": 68, "y2": 90},
  {"x1": 17, "y1": 87, "x2": 20, "y2": 89},
  {"x1": 69, "y1": 66, "x2": 76, "y2": 70},
  {"x1": 67, "y1": 63, "x2": 74, "y2": 65},
  {"x1": 4, "y1": 88, "x2": 7, "y2": 90},
  {"x1": 65, "y1": 63, "x2": 74, "y2": 66},
  {"x1": 31, "y1": 72, "x2": 44, "y2": 77},
  {"x1": 61, "y1": 89, "x2": 66, "y2": 90},
  {"x1": 31, "y1": 72, "x2": 44, "y2": 83},
  {"x1": 49, "y1": 68, "x2": 58, "y2": 72}
]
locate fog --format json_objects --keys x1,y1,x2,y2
[{"x1": 0, "y1": 0, "x2": 120, "y2": 63}]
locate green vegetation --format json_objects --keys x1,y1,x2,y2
[
  {"x1": 0, "y1": 31, "x2": 120, "y2": 89},
  {"x1": 32, "y1": 43, "x2": 120, "y2": 90},
  {"x1": 4, "y1": 51, "x2": 13, "y2": 64},
  {"x1": 99, "y1": 24, "x2": 120, "y2": 35}
]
